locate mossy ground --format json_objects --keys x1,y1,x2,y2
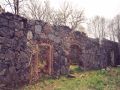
[{"x1": 19, "y1": 66, "x2": 120, "y2": 90}]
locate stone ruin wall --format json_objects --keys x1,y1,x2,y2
[
  {"x1": 0, "y1": 13, "x2": 31, "y2": 88},
  {"x1": 0, "y1": 13, "x2": 71, "y2": 88},
  {"x1": 65, "y1": 31, "x2": 120, "y2": 70},
  {"x1": 0, "y1": 12, "x2": 120, "y2": 88},
  {"x1": 27, "y1": 21, "x2": 71, "y2": 77},
  {"x1": 101, "y1": 39, "x2": 120, "y2": 66}
]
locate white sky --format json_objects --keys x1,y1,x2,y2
[
  {"x1": 0, "y1": 0, "x2": 120, "y2": 19},
  {"x1": 50, "y1": 0, "x2": 120, "y2": 19}
]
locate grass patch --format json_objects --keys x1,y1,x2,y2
[
  {"x1": 19, "y1": 67, "x2": 120, "y2": 90},
  {"x1": 70, "y1": 65, "x2": 82, "y2": 74}
]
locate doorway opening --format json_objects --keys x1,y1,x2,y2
[
  {"x1": 69, "y1": 45, "x2": 83, "y2": 74},
  {"x1": 38, "y1": 43, "x2": 53, "y2": 76},
  {"x1": 29, "y1": 42, "x2": 53, "y2": 84}
]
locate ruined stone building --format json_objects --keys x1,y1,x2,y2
[{"x1": 0, "y1": 12, "x2": 120, "y2": 88}]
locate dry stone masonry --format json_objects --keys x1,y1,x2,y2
[
  {"x1": 65, "y1": 31, "x2": 120, "y2": 70},
  {"x1": 0, "y1": 12, "x2": 30, "y2": 88},
  {"x1": 0, "y1": 12, "x2": 120, "y2": 89}
]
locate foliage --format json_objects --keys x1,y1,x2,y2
[{"x1": 19, "y1": 67, "x2": 120, "y2": 90}]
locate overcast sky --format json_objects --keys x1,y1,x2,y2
[
  {"x1": 0, "y1": 0, "x2": 120, "y2": 19},
  {"x1": 50, "y1": 0, "x2": 120, "y2": 19}
]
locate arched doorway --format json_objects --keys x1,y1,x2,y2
[
  {"x1": 69, "y1": 45, "x2": 83, "y2": 73},
  {"x1": 70, "y1": 45, "x2": 81, "y2": 65}
]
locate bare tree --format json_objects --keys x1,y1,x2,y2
[
  {"x1": 0, "y1": 5, "x2": 5, "y2": 13},
  {"x1": 13, "y1": 0, "x2": 19, "y2": 14},
  {"x1": 51, "y1": 1, "x2": 72, "y2": 26},
  {"x1": 70, "y1": 9, "x2": 85, "y2": 30},
  {"x1": 88, "y1": 16, "x2": 106, "y2": 42},
  {"x1": 52, "y1": 1, "x2": 85, "y2": 31},
  {"x1": 3, "y1": 0, "x2": 14, "y2": 13},
  {"x1": 100, "y1": 17, "x2": 106, "y2": 39},
  {"x1": 4, "y1": 0, "x2": 24, "y2": 14},
  {"x1": 21, "y1": 0, "x2": 43, "y2": 19},
  {"x1": 107, "y1": 19, "x2": 116, "y2": 41},
  {"x1": 87, "y1": 16, "x2": 100, "y2": 38},
  {"x1": 114, "y1": 14, "x2": 120, "y2": 42},
  {"x1": 21, "y1": 0, "x2": 53, "y2": 22},
  {"x1": 3, "y1": 0, "x2": 85, "y2": 31},
  {"x1": 88, "y1": 14, "x2": 120, "y2": 42},
  {"x1": 43, "y1": 0, "x2": 53, "y2": 22}
]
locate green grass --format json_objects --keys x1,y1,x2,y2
[{"x1": 19, "y1": 66, "x2": 120, "y2": 90}]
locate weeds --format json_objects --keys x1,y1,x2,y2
[{"x1": 19, "y1": 66, "x2": 120, "y2": 90}]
